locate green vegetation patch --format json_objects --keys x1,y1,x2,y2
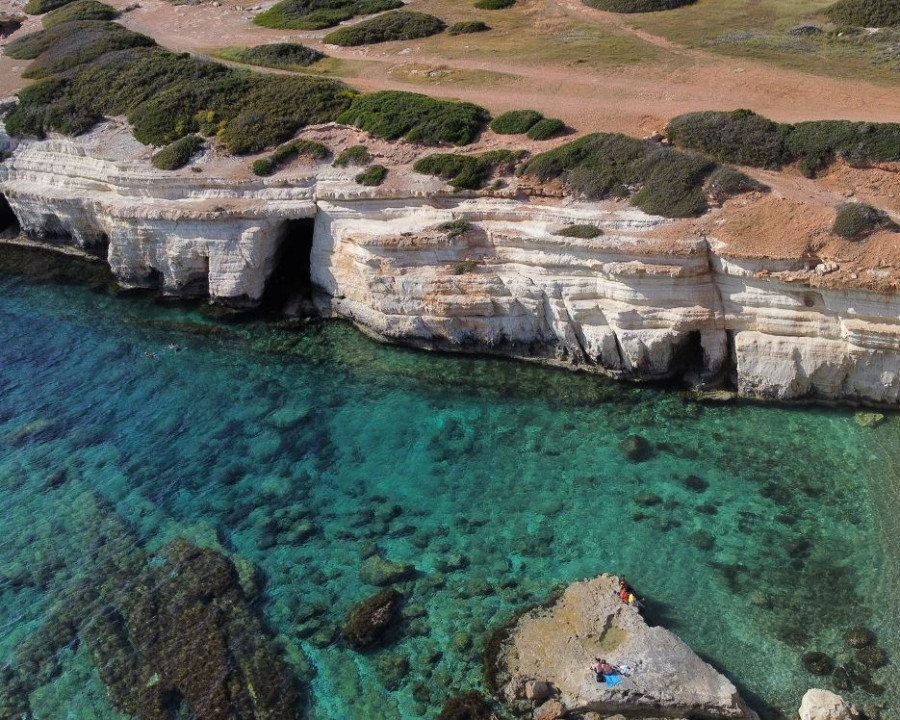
[
  {"x1": 43, "y1": 0, "x2": 118, "y2": 27},
  {"x1": 253, "y1": 0, "x2": 402, "y2": 30},
  {"x1": 414, "y1": 149, "x2": 526, "y2": 190},
  {"x1": 668, "y1": 109, "x2": 900, "y2": 177},
  {"x1": 705, "y1": 166, "x2": 769, "y2": 203},
  {"x1": 334, "y1": 144, "x2": 371, "y2": 167},
  {"x1": 252, "y1": 138, "x2": 330, "y2": 176},
  {"x1": 7, "y1": 20, "x2": 155, "y2": 79},
  {"x1": 5, "y1": 26, "x2": 353, "y2": 153},
  {"x1": 151, "y1": 134, "x2": 204, "y2": 171},
  {"x1": 825, "y1": 0, "x2": 900, "y2": 29},
  {"x1": 556, "y1": 224, "x2": 603, "y2": 238},
  {"x1": 24, "y1": 0, "x2": 75, "y2": 14},
  {"x1": 474, "y1": 0, "x2": 514, "y2": 8},
  {"x1": 337, "y1": 91, "x2": 489, "y2": 146},
  {"x1": 521, "y1": 133, "x2": 717, "y2": 218},
  {"x1": 582, "y1": 0, "x2": 696, "y2": 12},
  {"x1": 323, "y1": 10, "x2": 445, "y2": 46},
  {"x1": 447, "y1": 20, "x2": 490, "y2": 35},
  {"x1": 527, "y1": 117, "x2": 566, "y2": 140},
  {"x1": 217, "y1": 43, "x2": 324, "y2": 70},
  {"x1": 832, "y1": 202, "x2": 898, "y2": 239},
  {"x1": 491, "y1": 109, "x2": 543, "y2": 135},
  {"x1": 355, "y1": 164, "x2": 388, "y2": 185},
  {"x1": 437, "y1": 220, "x2": 472, "y2": 238}
]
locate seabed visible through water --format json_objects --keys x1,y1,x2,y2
[{"x1": 0, "y1": 246, "x2": 898, "y2": 720}]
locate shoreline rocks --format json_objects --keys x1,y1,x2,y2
[{"x1": 799, "y1": 690, "x2": 860, "y2": 720}]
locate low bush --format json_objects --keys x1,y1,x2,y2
[
  {"x1": 521, "y1": 133, "x2": 716, "y2": 217},
  {"x1": 355, "y1": 164, "x2": 387, "y2": 185},
  {"x1": 252, "y1": 138, "x2": 330, "y2": 175},
  {"x1": 491, "y1": 109, "x2": 543, "y2": 134},
  {"x1": 323, "y1": 10, "x2": 445, "y2": 45},
  {"x1": 583, "y1": 0, "x2": 695, "y2": 10},
  {"x1": 825, "y1": 0, "x2": 900, "y2": 28},
  {"x1": 474, "y1": 0, "x2": 514, "y2": 8},
  {"x1": 337, "y1": 91, "x2": 488, "y2": 146},
  {"x1": 253, "y1": 0, "x2": 402, "y2": 29},
  {"x1": 151, "y1": 134, "x2": 203, "y2": 170},
  {"x1": 333, "y1": 144, "x2": 371, "y2": 167},
  {"x1": 556, "y1": 224, "x2": 603, "y2": 238},
  {"x1": 43, "y1": 0, "x2": 117, "y2": 27},
  {"x1": 705, "y1": 166, "x2": 769, "y2": 202},
  {"x1": 24, "y1": 0, "x2": 75, "y2": 14},
  {"x1": 448, "y1": 20, "x2": 490, "y2": 34},
  {"x1": 219, "y1": 43, "x2": 324, "y2": 69},
  {"x1": 832, "y1": 202, "x2": 898, "y2": 239},
  {"x1": 452, "y1": 259, "x2": 479, "y2": 274},
  {"x1": 527, "y1": 117, "x2": 566, "y2": 140},
  {"x1": 438, "y1": 220, "x2": 471, "y2": 238},
  {"x1": 414, "y1": 149, "x2": 526, "y2": 190}
]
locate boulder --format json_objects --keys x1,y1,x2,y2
[
  {"x1": 342, "y1": 588, "x2": 401, "y2": 649},
  {"x1": 493, "y1": 574, "x2": 756, "y2": 719},
  {"x1": 525, "y1": 680, "x2": 553, "y2": 703},
  {"x1": 359, "y1": 554, "x2": 415, "y2": 586},
  {"x1": 535, "y1": 699, "x2": 567, "y2": 720},
  {"x1": 799, "y1": 690, "x2": 859, "y2": 720}
]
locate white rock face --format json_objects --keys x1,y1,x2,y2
[
  {"x1": 799, "y1": 690, "x2": 859, "y2": 720},
  {"x1": 4, "y1": 124, "x2": 900, "y2": 404}
]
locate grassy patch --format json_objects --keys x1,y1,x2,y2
[
  {"x1": 151, "y1": 134, "x2": 203, "y2": 170},
  {"x1": 438, "y1": 220, "x2": 472, "y2": 238},
  {"x1": 527, "y1": 117, "x2": 566, "y2": 140},
  {"x1": 668, "y1": 109, "x2": 900, "y2": 176},
  {"x1": 42, "y1": 0, "x2": 117, "y2": 27},
  {"x1": 832, "y1": 202, "x2": 898, "y2": 239},
  {"x1": 333, "y1": 145, "x2": 371, "y2": 167},
  {"x1": 213, "y1": 43, "x2": 324, "y2": 71},
  {"x1": 705, "y1": 166, "x2": 769, "y2": 202},
  {"x1": 491, "y1": 109, "x2": 543, "y2": 134},
  {"x1": 448, "y1": 20, "x2": 490, "y2": 35},
  {"x1": 252, "y1": 138, "x2": 330, "y2": 176},
  {"x1": 583, "y1": 0, "x2": 696, "y2": 11},
  {"x1": 337, "y1": 91, "x2": 488, "y2": 146},
  {"x1": 253, "y1": 0, "x2": 402, "y2": 30},
  {"x1": 323, "y1": 10, "x2": 445, "y2": 45},
  {"x1": 414, "y1": 149, "x2": 526, "y2": 189},
  {"x1": 522, "y1": 134, "x2": 717, "y2": 217},
  {"x1": 24, "y1": 0, "x2": 75, "y2": 14},
  {"x1": 556, "y1": 224, "x2": 603, "y2": 238},
  {"x1": 825, "y1": 0, "x2": 900, "y2": 28},
  {"x1": 474, "y1": 0, "x2": 514, "y2": 8},
  {"x1": 355, "y1": 164, "x2": 388, "y2": 185}
]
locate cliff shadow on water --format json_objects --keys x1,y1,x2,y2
[
  {"x1": 0, "y1": 192, "x2": 20, "y2": 238},
  {"x1": 262, "y1": 218, "x2": 315, "y2": 315}
]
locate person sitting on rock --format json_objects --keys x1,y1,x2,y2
[
  {"x1": 590, "y1": 658, "x2": 616, "y2": 680},
  {"x1": 618, "y1": 577, "x2": 646, "y2": 610}
]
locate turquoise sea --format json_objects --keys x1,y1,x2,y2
[{"x1": 0, "y1": 247, "x2": 897, "y2": 720}]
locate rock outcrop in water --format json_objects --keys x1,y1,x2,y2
[
  {"x1": 4, "y1": 119, "x2": 900, "y2": 405},
  {"x1": 490, "y1": 574, "x2": 757, "y2": 720}
]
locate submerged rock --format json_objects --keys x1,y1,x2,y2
[
  {"x1": 856, "y1": 646, "x2": 888, "y2": 669},
  {"x1": 492, "y1": 573, "x2": 756, "y2": 719},
  {"x1": 342, "y1": 587, "x2": 402, "y2": 650},
  {"x1": 620, "y1": 435, "x2": 654, "y2": 462},
  {"x1": 799, "y1": 689, "x2": 859, "y2": 720},
  {"x1": 359, "y1": 554, "x2": 415, "y2": 586},
  {"x1": 437, "y1": 691, "x2": 494, "y2": 720},
  {"x1": 803, "y1": 651, "x2": 835, "y2": 676},
  {"x1": 845, "y1": 627, "x2": 875, "y2": 649}
]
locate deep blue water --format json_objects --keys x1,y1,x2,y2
[{"x1": 0, "y1": 256, "x2": 898, "y2": 719}]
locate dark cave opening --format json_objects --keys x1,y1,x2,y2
[
  {"x1": 262, "y1": 218, "x2": 315, "y2": 314},
  {"x1": 0, "y1": 193, "x2": 20, "y2": 238}
]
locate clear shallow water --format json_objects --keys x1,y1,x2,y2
[{"x1": 0, "y1": 257, "x2": 898, "y2": 720}]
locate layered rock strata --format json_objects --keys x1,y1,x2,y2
[{"x1": 3, "y1": 123, "x2": 900, "y2": 404}]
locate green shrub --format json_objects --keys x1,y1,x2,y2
[
  {"x1": 582, "y1": 0, "x2": 695, "y2": 10},
  {"x1": 338, "y1": 91, "x2": 488, "y2": 146},
  {"x1": 219, "y1": 43, "x2": 324, "y2": 69},
  {"x1": 705, "y1": 166, "x2": 769, "y2": 202},
  {"x1": 786, "y1": 120, "x2": 900, "y2": 176},
  {"x1": 414, "y1": 149, "x2": 526, "y2": 190},
  {"x1": 43, "y1": 0, "x2": 117, "y2": 27},
  {"x1": 334, "y1": 144, "x2": 371, "y2": 167},
  {"x1": 527, "y1": 117, "x2": 566, "y2": 140},
  {"x1": 438, "y1": 220, "x2": 471, "y2": 238},
  {"x1": 825, "y1": 0, "x2": 900, "y2": 28},
  {"x1": 355, "y1": 164, "x2": 388, "y2": 185},
  {"x1": 151, "y1": 134, "x2": 203, "y2": 170},
  {"x1": 24, "y1": 0, "x2": 75, "y2": 14},
  {"x1": 448, "y1": 20, "x2": 490, "y2": 35},
  {"x1": 252, "y1": 138, "x2": 330, "y2": 175},
  {"x1": 474, "y1": 0, "x2": 514, "y2": 8},
  {"x1": 521, "y1": 133, "x2": 715, "y2": 217},
  {"x1": 665, "y1": 109, "x2": 787, "y2": 168},
  {"x1": 491, "y1": 109, "x2": 543, "y2": 135},
  {"x1": 323, "y1": 10, "x2": 445, "y2": 45},
  {"x1": 832, "y1": 203, "x2": 898, "y2": 239},
  {"x1": 7, "y1": 20, "x2": 155, "y2": 79},
  {"x1": 253, "y1": 0, "x2": 402, "y2": 29},
  {"x1": 452, "y1": 259, "x2": 479, "y2": 274},
  {"x1": 556, "y1": 224, "x2": 603, "y2": 238}
]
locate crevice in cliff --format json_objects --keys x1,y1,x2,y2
[
  {"x1": 262, "y1": 218, "x2": 315, "y2": 315},
  {"x1": 0, "y1": 193, "x2": 19, "y2": 238}
]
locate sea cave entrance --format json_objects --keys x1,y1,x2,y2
[
  {"x1": 262, "y1": 218, "x2": 315, "y2": 315},
  {"x1": 0, "y1": 193, "x2": 20, "y2": 238}
]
